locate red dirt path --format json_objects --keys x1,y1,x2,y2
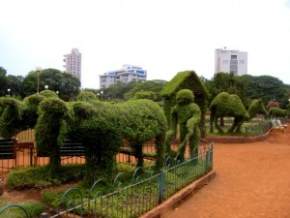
[{"x1": 164, "y1": 126, "x2": 290, "y2": 218}]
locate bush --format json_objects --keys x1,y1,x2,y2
[
  {"x1": 77, "y1": 91, "x2": 98, "y2": 101},
  {"x1": 133, "y1": 91, "x2": 158, "y2": 101},
  {"x1": 7, "y1": 165, "x2": 84, "y2": 190},
  {"x1": 39, "y1": 90, "x2": 58, "y2": 98}
]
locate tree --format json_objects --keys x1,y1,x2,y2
[
  {"x1": 206, "y1": 72, "x2": 246, "y2": 103},
  {"x1": 0, "y1": 67, "x2": 8, "y2": 96},
  {"x1": 239, "y1": 75, "x2": 289, "y2": 107},
  {"x1": 6, "y1": 75, "x2": 24, "y2": 97},
  {"x1": 23, "y1": 68, "x2": 80, "y2": 100},
  {"x1": 124, "y1": 80, "x2": 166, "y2": 101}
]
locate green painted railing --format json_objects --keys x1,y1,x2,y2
[
  {"x1": 53, "y1": 144, "x2": 213, "y2": 218},
  {"x1": 0, "y1": 145, "x2": 213, "y2": 218}
]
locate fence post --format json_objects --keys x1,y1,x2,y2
[{"x1": 158, "y1": 170, "x2": 165, "y2": 204}]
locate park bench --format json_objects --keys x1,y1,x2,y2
[
  {"x1": 37, "y1": 139, "x2": 85, "y2": 157},
  {"x1": 0, "y1": 138, "x2": 16, "y2": 160},
  {"x1": 270, "y1": 119, "x2": 287, "y2": 133}
]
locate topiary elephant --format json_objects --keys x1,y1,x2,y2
[{"x1": 210, "y1": 92, "x2": 249, "y2": 133}]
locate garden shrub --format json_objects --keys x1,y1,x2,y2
[
  {"x1": 39, "y1": 90, "x2": 58, "y2": 98},
  {"x1": 269, "y1": 107, "x2": 287, "y2": 118},
  {"x1": 0, "y1": 97, "x2": 23, "y2": 138},
  {"x1": 7, "y1": 164, "x2": 84, "y2": 190},
  {"x1": 76, "y1": 91, "x2": 98, "y2": 101},
  {"x1": 133, "y1": 91, "x2": 158, "y2": 101},
  {"x1": 35, "y1": 98, "x2": 68, "y2": 175}
]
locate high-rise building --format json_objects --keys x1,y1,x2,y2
[
  {"x1": 100, "y1": 65, "x2": 147, "y2": 89},
  {"x1": 215, "y1": 48, "x2": 248, "y2": 75},
  {"x1": 63, "y1": 48, "x2": 82, "y2": 81}
]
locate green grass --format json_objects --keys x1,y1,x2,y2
[
  {"x1": 0, "y1": 198, "x2": 44, "y2": 218},
  {"x1": 7, "y1": 164, "x2": 85, "y2": 190}
]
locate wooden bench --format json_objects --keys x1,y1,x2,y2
[
  {"x1": 0, "y1": 138, "x2": 16, "y2": 160},
  {"x1": 37, "y1": 139, "x2": 85, "y2": 157}
]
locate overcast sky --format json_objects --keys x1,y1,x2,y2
[{"x1": 1, "y1": 0, "x2": 290, "y2": 88}]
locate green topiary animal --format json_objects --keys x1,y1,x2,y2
[
  {"x1": 210, "y1": 92, "x2": 249, "y2": 133},
  {"x1": 35, "y1": 98, "x2": 68, "y2": 175},
  {"x1": 68, "y1": 99, "x2": 167, "y2": 185},
  {"x1": 165, "y1": 89, "x2": 201, "y2": 161}
]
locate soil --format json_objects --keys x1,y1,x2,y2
[{"x1": 164, "y1": 126, "x2": 290, "y2": 218}]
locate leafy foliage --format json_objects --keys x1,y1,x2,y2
[
  {"x1": 76, "y1": 91, "x2": 98, "y2": 101},
  {"x1": 39, "y1": 90, "x2": 58, "y2": 98},
  {"x1": 239, "y1": 75, "x2": 289, "y2": 107},
  {"x1": 133, "y1": 91, "x2": 158, "y2": 101},
  {"x1": 124, "y1": 80, "x2": 166, "y2": 101},
  {"x1": 7, "y1": 165, "x2": 84, "y2": 189}
]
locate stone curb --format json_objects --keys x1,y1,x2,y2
[
  {"x1": 204, "y1": 129, "x2": 271, "y2": 143},
  {"x1": 140, "y1": 170, "x2": 216, "y2": 218}
]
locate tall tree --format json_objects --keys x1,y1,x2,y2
[
  {"x1": 23, "y1": 68, "x2": 80, "y2": 100},
  {"x1": 0, "y1": 67, "x2": 8, "y2": 96}
]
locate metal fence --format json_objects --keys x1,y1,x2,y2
[{"x1": 50, "y1": 144, "x2": 213, "y2": 218}]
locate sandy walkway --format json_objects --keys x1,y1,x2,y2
[{"x1": 164, "y1": 126, "x2": 290, "y2": 218}]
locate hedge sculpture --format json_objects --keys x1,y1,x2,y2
[
  {"x1": 161, "y1": 71, "x2": 209, "y2": 137},
  {"x1": 68, "y1": 99, "x2": 167, "y2": 185},
  {"x1": 210, "y1": 92, "x2": 249, "y2": 133},
  {"x1": 0, "y1": 97, "x2": 22, "y2": 138},
  {"x1": 164, "y1": 89, "x2": 201, "y2": 161},
  {"x1": 35, "y1": 98, "x2": 68, "y2": 175}
]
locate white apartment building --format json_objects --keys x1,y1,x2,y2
[
  {"x1": 63, "y1": 48, "x2": 82, "y2": 81},
  {"x1": 100, "y1": 65, "x2": 147, "y2": 89},
  {"x1": 215, "y1": 48, "x2": 248, "y2": 75}
]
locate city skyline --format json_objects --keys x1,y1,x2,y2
[{"x1": 1, "y1": 0, "x2": 290, "y2": 88}]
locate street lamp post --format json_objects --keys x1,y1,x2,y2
[{"x1": 7, "y1": 88, "x2": 11, "y2": 96}]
